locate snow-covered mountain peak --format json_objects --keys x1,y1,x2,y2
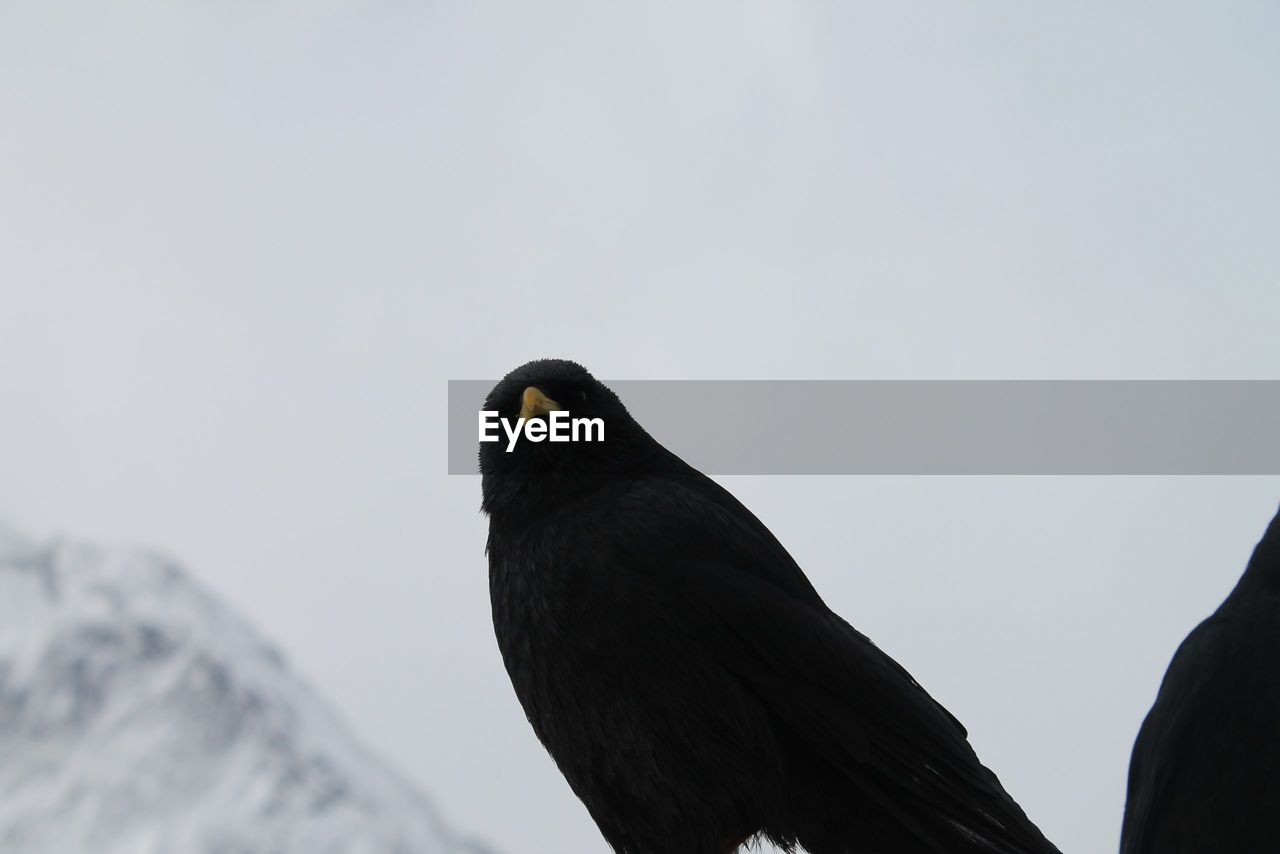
[{"x1": 0, "y1": 530, "x2": 492, "y2": 854}]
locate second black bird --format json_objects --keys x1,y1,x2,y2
[{"x1": 1121, "y1": 505, "x2": 1280, "y2": 853}]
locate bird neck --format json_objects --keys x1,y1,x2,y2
[{"x1": 481, "y1": 468, "x2": 614, "y2": 525}]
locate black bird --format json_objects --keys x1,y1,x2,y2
[
  {"x1": 481, "y1": 359, "x2": 1059, "y2": 854},
  {"x1": 1121, "y1": 505, "x2": 1280, "y2": 853}
]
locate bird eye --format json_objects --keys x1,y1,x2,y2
[{"x1": 579, "y1": 390, "x2": 588, "y2": 402}]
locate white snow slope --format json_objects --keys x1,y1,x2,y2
[{"x1": 0, "y1": 526, "x2": 493, "y2": 854}]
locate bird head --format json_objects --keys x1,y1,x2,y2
[{"x1": 479, "y1": 359, "x2": 654, "y2": 517}]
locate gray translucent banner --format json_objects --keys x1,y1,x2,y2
[{"x1": 448, "y1": 381, "x2": 1280, "y2": 475}]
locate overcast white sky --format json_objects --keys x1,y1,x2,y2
[{"x1": 2, "y1": 2, "x2": 1279, "y2": 853}]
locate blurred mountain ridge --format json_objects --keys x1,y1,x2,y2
[{"x1": 0, "y1": 524, "x2": 493, "y2": 854}]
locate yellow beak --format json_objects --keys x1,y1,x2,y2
[{"x1": 519, "y1": 386, "x2": 561, "y2": 420}]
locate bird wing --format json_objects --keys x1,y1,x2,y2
[{"x1": 609, "y1": 476, "x2": 1060, "y2": 854}]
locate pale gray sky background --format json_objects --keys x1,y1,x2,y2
[{"x1": 2, "y1": 2, "x2": 1279, "y2": 853}]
